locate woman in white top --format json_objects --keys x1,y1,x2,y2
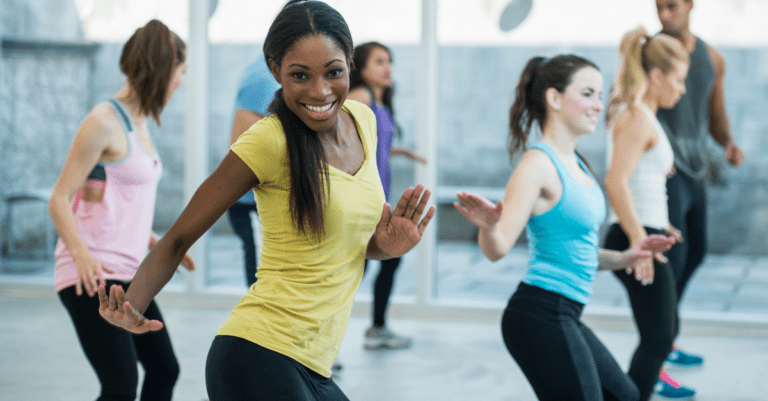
[{"x1": 603, "y1": 27, "x2": 690, "y2": 401}]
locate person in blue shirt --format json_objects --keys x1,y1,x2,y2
[
  {"x1": 226, "y1": 55, "x2": 280, "y2": 287},
  {"x1": 454, "y1": 54, "x2": 675, "y2": 401}
]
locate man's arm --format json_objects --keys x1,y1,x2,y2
[
  {"x1": 229, "y1": 109, "x2": 265, "y2": 146},
  {"x1": 706, "y1": 45, "x2": 743, "y2": 166}
]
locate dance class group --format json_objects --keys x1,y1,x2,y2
[{"x1": 48, "y1": 0, "x2": 741, "y2": 399}]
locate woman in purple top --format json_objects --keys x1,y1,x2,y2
[{"x1": 348, "y1": 41, "x2": 426, "y2": 350}]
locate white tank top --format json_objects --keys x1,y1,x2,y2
[{"x1": 606, "y1": 104, "x2": 674, "y2": 231}]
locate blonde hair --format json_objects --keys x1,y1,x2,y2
[{"x1": 606, "y1": 27, "x2": 689, "y2": 125}]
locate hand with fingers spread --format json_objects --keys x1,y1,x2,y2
[
  {"x1": 453, "y1": 191, "x2": 504, "y2": 230},
  {"x1": 98, "y1": 283, "x2": 164, "y2": 334},
  {"x1": 621, "y1": 235, "x2": 676, "y2": 285},
  {"x1": 373, "y1": 183, "x2": 436, "y2": 258},
  {"x1": 626, "y1": 239, "x2": 656, "y2": 285},
  {"x1": 73, "y1": 251, "x2": 115, "y2": 297}
]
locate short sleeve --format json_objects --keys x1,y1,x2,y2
[
  {"x1": 230, "y1": 115, "x2": 285, "y2": 185},
  {"x1": 235, "y1": 58, "x2": 281, "y2": 115}
]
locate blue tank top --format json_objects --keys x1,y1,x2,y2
[{"x1": 521, "y1": 142, "x2": 606, "y2": 304}]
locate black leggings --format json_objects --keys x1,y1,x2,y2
[
  {"x1": 604, "y1": 224, "x2": 679, "y2": 401},
  {"x1": 667, "y1": 171, "x2": 707, "y2": 300},
  {"x1": 227, "y1": 202, "x2": 259, "y2": 287},
  {"x1": 206, "y1": 335, "x2": 348, "y2": 401},
  {"x1": 502, "y1": 283, "x2": 639, "y2": 401},
  {"x1": 58, "y1": 280, "x2": 179, "y2": 401},
  {"x1": 364, "y1": 257, "x2": 402, "y2": 327}
]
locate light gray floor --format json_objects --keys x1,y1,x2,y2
[{"x1": 2, "y1": 294, "x2": 768, "y2": 401}]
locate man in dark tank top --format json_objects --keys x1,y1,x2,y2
[{"x1": 653, "y1": 0, "x2": 744, "y2": 398}]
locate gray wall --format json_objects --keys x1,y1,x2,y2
[{"x1": 3, "y1": 1, "x2": 768, "y2": 255}]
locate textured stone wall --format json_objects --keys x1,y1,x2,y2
[
  {"x1": 1, "y1": 0, "x2": 91, "y2": 254},
  {"x1": 2, "y1": 1, "x2": 768, "y2": 254}
]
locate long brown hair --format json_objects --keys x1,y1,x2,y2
[
  {"x1": 508, "y1": 54, "x2": 599, "y2": 159},
  {"x1": 264, "y1": 1, "x2": 354, "y2": 237},
  {"x1": 119, "y1": 19, "x2": 186, "y2": 126},
  {"x1": 350, "y1": 41, "x2": 401, "y2": 139},
  {"x1": 606, "y1": 27, "x2": 689, "y2": 125}
]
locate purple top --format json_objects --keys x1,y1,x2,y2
[{"x1": 369, "y1": 101, "x2": 396, "y2": 200}]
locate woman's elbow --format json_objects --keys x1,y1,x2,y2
[
  {"x1": 47, "y1": 193, "x2": 67, "y2": 221},
  {"x1": 482, "y1": 248, "x2": 504, "y2": 262},
  {"x1": 603, "y1": 174, "x2": 624, "y2": 198}
]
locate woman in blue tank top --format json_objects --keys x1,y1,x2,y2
[{"x1": 454, "y1": 55, "x2": 675, "y2": 401}]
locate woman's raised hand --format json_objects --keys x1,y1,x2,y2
[
  {"x1": 454, "y1": 191, "x2": 503, "y2": 229},
  {"x1": 623, "y1": 234, "x2": 676, "y2": 284},
  {"x1": 98, "y1": 283, "x2": 163, "y2": 334},
  {"x1": 373, "y1": 184, "x2": 436, "y2": 258}
]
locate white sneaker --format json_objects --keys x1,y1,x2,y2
[{"x1": 363, "y1": 326, "x2": 412, "y2": 350}]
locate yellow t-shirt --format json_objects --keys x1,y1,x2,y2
[{"x1": 220, "y1": 100, "x2": 385, "y2": 377}]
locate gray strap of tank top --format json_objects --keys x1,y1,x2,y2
[{"x1": 108, "y1": 99, "x2": 135, "y2": 133}]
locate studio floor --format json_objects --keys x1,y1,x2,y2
[{"x1": 2, "y1": 293, "x2": 768, "y2": 401}]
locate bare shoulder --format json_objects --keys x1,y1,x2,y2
[
  {"x1": 517, "y1": 147, "x2": 557, "y2": 183},
  {"x1": 613, "y1": 106, "x2": 653, "y2": 140},
  {"x1": 78, "y1": 102, "x2": 124, "y2": 144},
  {"x1": 347, "y1": 87, "x2": 372, "y2": 106},
  {"x1": 704, "y1": 43, "x2": 726, "y2": 75}
]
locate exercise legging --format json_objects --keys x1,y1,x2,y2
[
  {"x1": 502, "y1": 283, "x2": 639, "y2": 401},
  {"x1": 206, "y1": 335, "x2": 349, "y2": 401},
  {"x1": 603, "y1": 224, "x2": 678, "y2": 401},
  {"x1": 58, "y1": 280, "x2": 179, "y2": 401},
  {"x1": 666, "y1": 171, "x2": 707, "y2": 300},
  {"x1": 227, "y1": 202, "x2": 259, "y2": 287},
  {"x1": 364, "y1": 257, "x2": 401, "y2": 327}
]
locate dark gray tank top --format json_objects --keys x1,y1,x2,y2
[{"x1": 656, "y1": 37, "x2": 715, "y2": 180}]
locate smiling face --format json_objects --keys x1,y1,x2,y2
[
  {"x1": 554, "y1": 66, "x2": 604, "y2": 135},
  {"x1": 361, "y1": 46, "x2": 392, "y2": 90},
  {"x1": 654, "y1": 60, "x2": 688, "y2": 109},
  {"x1": 656, "y1": 0, "x2": 692, "y2": 37},
  {"x1": 271, "y1": 34, "x2": 350, "y2": 133}
]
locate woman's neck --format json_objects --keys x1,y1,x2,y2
[
  {"x1": 641, "y1": 92, "x2": 660, "y2": 114},
  {"x1": 541, "y1": 120, "x2": 579, "y2": 156},
  {"x1": 115, "y1": 84, "x2": 148, "y2": 127},
  {"x1": 369, "y1": 84, "x2": 385, "y2": 106},
  {"x1": 316, "y1": 114, "x2": 345, "y2": 146}
]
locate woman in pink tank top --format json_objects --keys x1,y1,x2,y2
[{"x1": 48, "y1": 20, "x2": 194, "y2": 401}]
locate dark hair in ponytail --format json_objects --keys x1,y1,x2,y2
[
  {"x1": 263, "y1": 0, "x2": 353, "y2": 237},
  {"x1": 508, "y1": 54, "x2": 599, "y2": 159}
]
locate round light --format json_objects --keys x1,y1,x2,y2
[{"x1": 499, "y1": 0, "x2": 533, "y2": 32}]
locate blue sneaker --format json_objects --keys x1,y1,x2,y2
[
  {"x1": 667, "y1": 347, "x2": 704, "y2": 367},
  {"x1": 655, "y1": 370, "x2": 696, "y2": 399}
]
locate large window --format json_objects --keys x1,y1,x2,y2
[{"x1": 4, "y1": 1, "x2": 768, "y2": 320}]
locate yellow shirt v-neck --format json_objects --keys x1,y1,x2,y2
[{"x1": 221, "y1": 100, "x2": 384, "y2": 377}]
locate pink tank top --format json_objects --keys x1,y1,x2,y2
[{"x1": 54, "y1": 99, "x2": 162, "y2": 292}]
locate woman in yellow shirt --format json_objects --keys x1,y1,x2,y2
[{"x1": 97, "y1": 2, "x2": 435, "y2": 400}]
